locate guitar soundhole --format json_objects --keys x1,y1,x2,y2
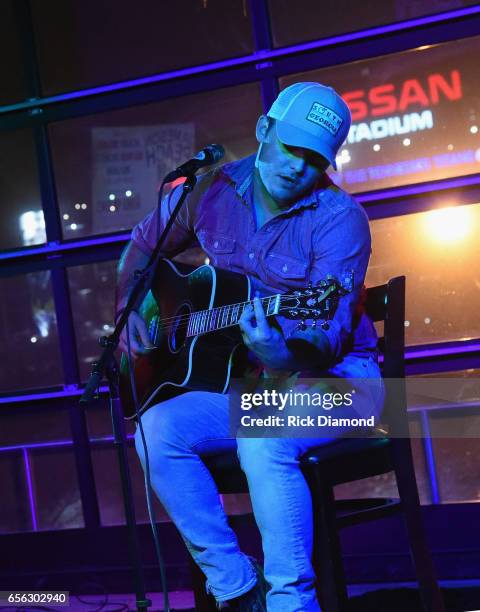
[{"x1": 168, "y1": 303, "x2": 190, "y2": 354}]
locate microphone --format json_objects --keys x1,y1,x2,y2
[{"x1": 164, "y1": 144, "x2": 225, "y2": 182}]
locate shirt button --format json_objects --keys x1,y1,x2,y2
[
  {"x1": 213, "y1": 240, "x2": 219, "y2": 248},
  {"x1": 249, "y1": 252, "x2": 255, "y2": 260}
]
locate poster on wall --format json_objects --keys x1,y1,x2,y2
[
  {"x1": 282, "y1": 35, "x2": 480, "y2": 192},
  {"x1": 91, "y1": 124, "x2": 194, "y2": 233}
]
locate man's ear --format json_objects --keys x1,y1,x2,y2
[{"x1": 255, "y1": 115, "x2": 270, "y2": 143}]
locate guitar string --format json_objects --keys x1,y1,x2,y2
[
  {"x1": 132, "y1": 289, "x2": 334, "y2": 329},
  {"x1": 137, "y1": 289, "x2": 335, "y2": 338},
  {"x1": 147, "y1": 296, "x2": 281, "y2": 334}
]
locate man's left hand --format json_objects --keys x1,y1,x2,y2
[{"x1": 239, "y1": 295, "x2": 293, "y2": 370}]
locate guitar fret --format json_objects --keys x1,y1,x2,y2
[
  {"x1": 189, "y1": 291, "x2": 288, "y2": 337},
  {"x1": 267, "y1": 296, "x2": 274, "y2": 316}
]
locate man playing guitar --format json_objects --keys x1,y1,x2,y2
[{"x1": 116, "y1": 82, "x2": 384, "y2": 611}]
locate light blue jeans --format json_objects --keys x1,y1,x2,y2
[{"x1": 134, "y1": 356, "x2": 384, "y2": 611}]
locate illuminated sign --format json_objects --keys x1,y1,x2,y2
[
  {"x1": 281, "y1": 36, "x2": 480, "y2": 191},
  {"x1": 343, "y1": 70, "x2": 462, "y2": 121}
]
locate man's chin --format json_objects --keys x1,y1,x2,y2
[{"x1": 271, "y1": 187, "x2": 302, "y2": 207}]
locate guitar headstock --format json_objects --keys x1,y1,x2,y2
[{"x1": 278, "y1": 275, "x2": 351, "y2": 330}]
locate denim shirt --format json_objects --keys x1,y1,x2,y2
[{"x1": 131, "y1": 155, "x2": 379, "y2": 375}]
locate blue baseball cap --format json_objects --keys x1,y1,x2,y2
[{"x1": 267, "y1": 82, "x2": 351, "y2": 170}]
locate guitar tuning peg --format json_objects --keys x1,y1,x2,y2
[
  {"x1": 321, "y1": 321, "x2": 330, "y2": 330},
  {"x1": 297, "y1": 320, "x2": 307, "y2": 331},
  {"x1": 311, "y1": 319, "x2": 317, "y2": 329}
]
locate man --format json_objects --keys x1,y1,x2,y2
[{"x1": 117, "y1": 82, "x2": 384, "y2": 611}]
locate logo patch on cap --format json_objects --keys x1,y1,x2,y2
[{"x1": 306, "y1": 102, "x2": 343, "y2": 136}]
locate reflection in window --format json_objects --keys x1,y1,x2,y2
[
  {"x1": 367, "y1": 203, "x2": 480, "y2": 345},
  {"x1": 281, "y1": 35, "x2": 480, "y2": 192},
  {"x1": 0, "y1": 273, "x2": 63, "y2": 393},
  {"x1": 49, "y1": 83, "x2": 262, "y2": 238},
  {"x1": 0, "y1": 130, "x2": 44, "y2": 251},
  {"x1": 68, "y1": 261, "x2": 117, "y2": 382},
  {"x1": 429, "y1": 410, "x2": 480, "y2": 503},
  {"x1": 269, "y1": 0, "x2": 480, "y2": 48},
  {"x1": 30, "y1": 448, "x2": 84, "y2": 530}
]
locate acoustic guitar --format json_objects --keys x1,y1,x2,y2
[{"x1": 119, "y1": 258, "x2": 348, "y2": 419}]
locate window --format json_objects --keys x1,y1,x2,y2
[
  {"x1": 0, "y1": 272, "x2": 63, "y2": 392},
  {"x1": 31, "y1": 0, "x2": 254, "y2": 95},
  {"x1": 281, "y1": 35, "x2": 480, "y2": 192},
  {"x1": 49, "y1": 83, "x2": 262, "y2": 238},
  {"x1": 268, "y1": 0, "x2": 479, "y2": 48},
  {"x1": 367, "y1": 203, "x2": 480, "y2": 345},
  {"x1": 0, "y1": 130, "x2": 43, "y2": 251}
]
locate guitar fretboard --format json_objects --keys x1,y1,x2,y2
[{"x1": 186, "y1": 295, "x2": 281, "y2": 337}]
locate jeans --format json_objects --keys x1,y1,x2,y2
[{"x1": 134, "y1": 356, "x2": 384, "y2": 611}]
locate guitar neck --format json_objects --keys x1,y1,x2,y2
[{"x1": 186, "y1": 294, "x2": 281, "y2": 337}]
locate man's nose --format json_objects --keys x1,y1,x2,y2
[{"x1": 289, "y1": 155, "x2": 306, "y2": 174}]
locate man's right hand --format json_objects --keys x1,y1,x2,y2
[{"x1": 118, "y1": 311, "x2": 155, "y2": 357}]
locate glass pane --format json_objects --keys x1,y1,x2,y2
[
  {"x1": 91, "y1": 443, "x2": 169, "y2": 526},
  {"x1": 32, "y1": 0, "x2": 253, "y2": 95},
  {"x1": 68, "y1": 261, "x2": 116, "y2": 382},
  {"x1": 366, "y1": 203, "x2": 480, "y2": 345},
  {"x1": 269, "y1": 0, "x2": 480, "y2": 48},
  {"x1": 280, "y1": 35, "x2": 480, "y2": 192},
  {"x1": 0, "y1": 130, "x2": 44, "y2": 251},
  {"x1": 85, "y1": 398, "x2": 136, "y2": 440},
  {"x1": 0, "y1": 1, "x2": 27, "y2": 106},
  {"x1": 0, "y1": 403, "x2": 72, "y2": 447},
  {"x1": 0, "y1": 451, "x2": 31, "y2": 533},
  {"x1": 0, "y1": 272, "x2": 63, "y2": 392},
  {"x1": 30, "y1": 447, "x2": 84, "y2": 530},
  {"x1": 429, "y1": 410, "x2": 480, "y2": 503},
  {"x1": 49, "y1": 82, "x2": 262, "y2": 238},
  {"x1": 335, "y1": 416, "x2": 432, "y2": 504}
]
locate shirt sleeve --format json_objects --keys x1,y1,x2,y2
[
  {"x1": 286, "y1": 201, "x2": 372, "y2": 364},
  {"x1": 131, "y1": 182, "x2": 199, "y2": 256}
]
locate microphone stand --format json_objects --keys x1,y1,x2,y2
[{"x1": 80, "y1": 172, "x2": 198, "y2": 612}]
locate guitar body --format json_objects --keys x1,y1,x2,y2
[{"x1": 120, "y1": 259, "x2": 252, "y2": 419}]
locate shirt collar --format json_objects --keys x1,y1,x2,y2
[{"x1": 219, "y1": 154, "x2": 333, "y2": 214}]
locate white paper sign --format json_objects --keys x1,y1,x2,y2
[{"x1": 91, "y1": 124, "x2": 194, "y2": 233}]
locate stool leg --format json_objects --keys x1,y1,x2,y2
[
  {"x1": 307, "y1": 468, "x2": 348, "y2": 612},
  {"x1": 392, "y1": 440, "x2": 446, "y2": 612}
]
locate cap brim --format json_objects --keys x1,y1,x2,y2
[{"x1": 275, "y1": 121, "x2": 337, "y2": 170}]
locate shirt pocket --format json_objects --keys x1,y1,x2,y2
[
  {"x1": 198, "y1": 230, "x2": 236, "y2": 267},
  {"x1": 264, "y1": 252, "x2": 308, "y2": 288}
]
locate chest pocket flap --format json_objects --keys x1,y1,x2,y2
[
  {"x1": 266, "y1": 252, "x2": 307, "y2": 279},
  {"x1": 200, "y1": 231, "x2": 236, "y2": 254}
]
